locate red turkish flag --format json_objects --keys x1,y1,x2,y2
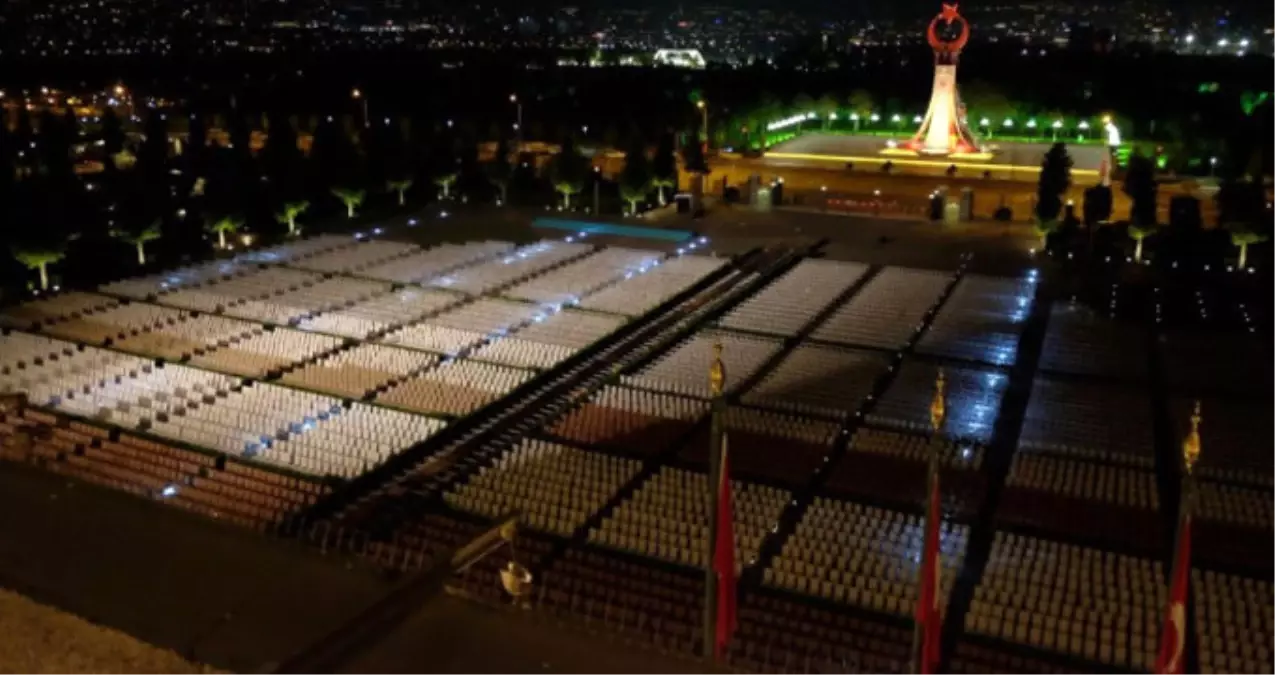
[
  {"x1": 713, "y1": 434, "x2": 737, "y2": 660},
  {"x1": 1155, "y1": 517, "x2": 1192, "y2": 674},
  {"x1": 916, "y1": 477, "x2": 943, "y2": 674}
]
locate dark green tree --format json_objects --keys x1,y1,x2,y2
[
  {"x1": 1035, "y1": 143, "x2": 1072, "y2": 223},
  {"x1": 1122, "y1": 151, "x2": 1158, "y2": 226},
  {"x1": 550, "y1": 135, "x2": 588, "y2": 209},
  {"x1": 651, "y1": 133, "x2": 677, "y2": 206}
]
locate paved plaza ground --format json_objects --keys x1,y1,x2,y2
[{"x1": 0, "y1": 203, "x2": 1268, "y2": 673}]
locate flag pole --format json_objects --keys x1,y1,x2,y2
[
  {"x1": 703, "y1": 340, "x2": 727, "y2": 661},
  {"x1": 1156, "y1": 400, "x2": 1202, "y2": 674},
  {"x1": 912, "y1": 369, "x2": 946, "y2": 673}
]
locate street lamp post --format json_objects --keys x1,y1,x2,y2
[
  {"x1": 850, "y1": 112, "x2": 861, "y2": 132},
  {"x1": 979, "y1": 117, "x2": 991, "y2": 139},
  {"x1": 510, "y1": 94, "x2": 522, "y2": 146},
  {"x1": 1026, "y1": 119, "x2": 1037, "y2": 138},
  {"x1": 1209, "y1": 156, "x2": 1218, "y2": 177},
  {"x1": 1051, "y1": 119, "x2": 1063, "y2": 141},
  {"x1": 696, "y1": 99, "x2": 708, "y2": 145},
  {"x1": 351, "y1": 88, "x2": 368, "y2": 128},
  {"x1": 1078, "y1": 120, "x2": 1091, "y2": 141}
]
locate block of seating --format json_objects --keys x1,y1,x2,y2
[
  {"x1": 0, "y1": 291, "x2": 121, "y2": 330},
  {"x1": 766, "y1": 497, "x2": 968, "y2": 617},
  {"x1": 847, "y1": 427, "x2": 986, "y2": 471},
  {"x1": 222, "y1": 276, "x2": 391, "y2": 325},
  {"x1": 729, "y1": 592, "x2": 911, "y2": 673},
  {"x1": 111, "y1": 313, "x2": 265, "y2": 361},
  {"x1": 100, "y1": 259, "x2": 253, "y2": 299},
  {"x1": 579, "y1": 254, "x2": 727, "y2": 317},
  {"x1": 825, "y1": 446, "x2": 986, "y2": 519},
  {"x1": 189, "y1": 328, "x2": 343, "y2": 378},
  {"x1": 233, "y1": 234, "x2": 358, "y2": 265},
  {"x1": 281, "y1": 344, "x2": 438, "y2": 398},
  {"x1": 159, "y1": 267, "x2": 326, "y2": 313},
  {"x1": 867, "y1": 361, "x2": 1007, "y2": 443},
  {"x1": 742, "y1": 344, "x2": 889, "y2": 419},
  {"x1": 377, "y1": 360, "x2": 533, "y2": 416},
  {"x1": 539, "y1": 547, "x2": 705, "y2": 653},
  {"x1": 997, "y1": 454, "x2": 1162, "y2": 555},
  {"x1": 502, "y1": 246, "x2": 664, "y2": 306},
  {"x1": 1173, "y1": 397, "x2": 1273, "y2": 489},
  {"x1": 445, "y1": 438, "x2": 641, "y2": 536},
  {"x1": 1018, "y1": 377, "x2": 1155, "y2": 469},
  {"x1": 622, "y1": 330, "x2": 782, "y2": 398},
  {"x1": 48, "y1": 361, "x2": 242, "y2": 431},
  {"x1": 294, "y1": 287, "x2": 462, "y2": 338},
  {"x1": 1194, "y1": 480, "x2": 1275, "y2": 573},
  {"x1": 1038, "y1": 301, "x2": 1148, "y2": 379},
  {"x1": 470, "y1": 310, "x2": 625, "y2": 370},
  {"x1": 381, "y1": 297, "x2": 544, "y2": 354},
  {"x1": 1193, "y1": 570, "x2": 1274, "y2": 674},
  {"x1": 964, "y1": 532, "x2": 1164, "y2": 670},
  {"x1": 547, "y1": 385, "x2": 708, "y2": 456},
  {"x1": 141, "y1": 381, "x2": 445, "y2": 477},
  {"x1": 37, "y1": 301, "x2": 187, "y2": 345},
  {"x1": 1160, "y1": 330, "x2": 1273, "y2": 397},
  {"x1": 287, "y1": 239, "x2": 420, "y2": 274},
  {"x1": 810, "y1": 267, "x2": 951, "y2": 349},
  {"x1": 358, "y1": 240, "x2": 515, "y2": 285},
  {"x1": 428, "y1": 241, "x2": 595, "y2": 295},
  {"x1": 590, "y1": 466, "x2": 788, "y2": 570},
  {"x1": 379, "y1": 324, "x2": 484, "y2": 355},
  {"x1": 679, "y1": 406, "x2": 838, "y2": 487},
  {"x1": 718, "y1": 259, "x2": 868, "y2": 337},
  {"x1": 917, "y1": 274, "x2": 1036, "y2": 366}
]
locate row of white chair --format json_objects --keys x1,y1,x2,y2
[
  {"x1": 917, "y1": 274, "x2": 1035, "y2": 366},
  {"x1": 428, "y1": 241, "x2": 594, "y2": 295},
  {"x1": 503, "y1": 247, "x2": 664, "y2": 306},
  {"x1": 359, "y1": 240, "x2": 515, "y2": 285},
  {"x1": 866, "y1": 362, "x2": 1006, "y2": 443},
  {"x1": 966, "y1": 531, "x2": 1165, "y2": 670},
  {"x1": 590, "y1": 466, "x2": 789, "y2": 572},
  {"x1": 622, "y1": 330, "x2": 782, "y2": 398},
  {"x1": 811, "y1": 267, "x2": 950, "y2": 349},
  {"x1": 287, "y1": 239, "x2": 420, "y2": 274},
  {"x1": 281, "y1": 344, "x2": 439, "y2": 398},
  {"x1": 579, "y1": 255, "x2": 726, "y2": 317},
  {"x1": 742, "y1": 344, "x2": 888, "y2": 419},
  {"x1": 1018, "y1": 377, "x2": 1156, "y2": 469},
  {"x1": 718, "y1": 259, "x2": 869, "y2": 337},
  {"x1": 378, "y1": 359, "x2": 534, "y2": 416},
  {"x1": 1038, "y1": 302, "x2": 1148, "y2": 379},
  {"x1": 294, "y1": 287, "x2": 462, "y2": 338},
  {"x1": 445, "y1": 438, "x2": 642, "y2": 536},
  {"x1": 767, "y1": 497, "x2": 967, "y2": 616}
]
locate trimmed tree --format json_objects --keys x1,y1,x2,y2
[
  {"x1": 206, "y1": 215, "x2": 243, "y2": 250},
  {"x1": 11, "y1": 244, "x2": 66, "y2": 291},
  {"x1": 619, "y1": 135, "x2": 652, "y2": 215},
  {"x1": 434, "y1": 172, "x2": 458, "y2": 199},
  {"x1": 331, "y1": 187, "x2": 366, "y2": 218},
  {"x1": 651, "y1": 133, "x2": 677, "y2": 206},
  {"x1": 1229, "y1": 223, "x2": 1268, "y2": 269},
  {"x1": 387, "y1": 177, "x2": 414, "y2": 206},
  {"x1": 113, "y1": 220, "x2": 162, "y2": 266},
  {"x1": 550, "y1": 135, "x2": 588, "y2": 209},
  {"x1": 276, "y1": 200, "x2": 310, "y2": 236},
  {"x1": 1123, "y1": 151, "x2": 1158, "y2": 228},
  {"x1": 1128, "y1": 222, "x2": 1155, "y2": 263},
  {"x1": 486, "y1": 135, "x2": 514, "y2": 205},
  {"x1": 1036, "y1": 143, "x2": 1072, "y2": 223}
]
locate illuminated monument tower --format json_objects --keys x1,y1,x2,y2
[{"x1": 909, "y1": 3, "x2": 981, "y2": 155}]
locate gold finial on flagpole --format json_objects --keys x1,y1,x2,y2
[
  {"x1": 929, "y1": 368, "x2": 946, "y2": 434},
  {"x1": 709, "y1": 340, "x2": 726, "y2": 397},
  {"x1": 1182, "y1": 400, "x2": 1202, "y2": 475}
]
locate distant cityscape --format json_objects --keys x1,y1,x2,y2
[{"x1": 1, "y1": 0, "x2": 1271, "y2": 63}]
